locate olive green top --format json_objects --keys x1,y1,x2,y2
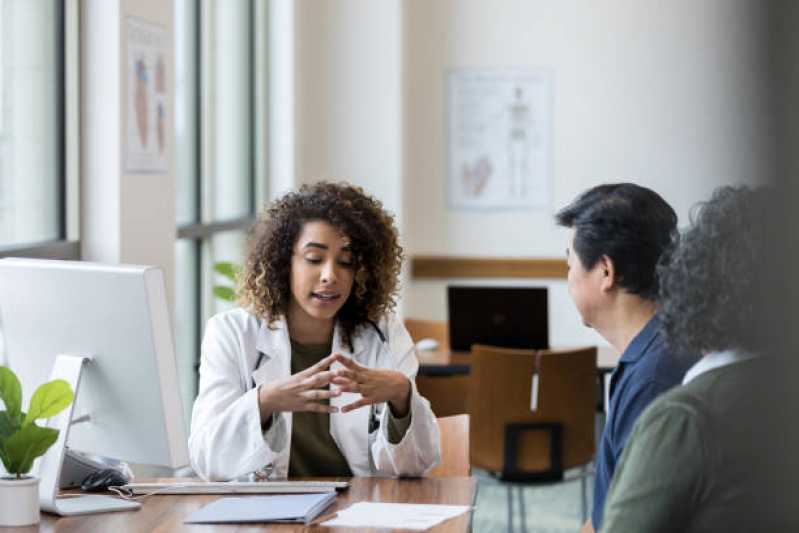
[
  {"x1": 287, "y1": 339, "x2": 412, "y2": 478},
  {"x1": 601, "y1": 357, "x2": 799, "y2": 532}
]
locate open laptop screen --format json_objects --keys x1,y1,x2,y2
[{"x1": 447, "y1": 286, "x2": 549, "y2": 351}]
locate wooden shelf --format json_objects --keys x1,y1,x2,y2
[{"x1": 411, "y1": 256, "x2": 568, "y2": 279}]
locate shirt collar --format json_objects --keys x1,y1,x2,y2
[
  {"x1": 618, "y1": 313, "x2": 662, "y2": 363},
  {"x1": 682, "y1": 349, "x2": 756, "y2": 384}
]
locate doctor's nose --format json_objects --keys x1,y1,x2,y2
[{"x1": 320, "y1": 261, "x2": 338, "y2": 283}]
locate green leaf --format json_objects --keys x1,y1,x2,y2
[
  {"x1": 213, "y1": 262, "x2": 239, "y2": 282},
  {"x1": 0, "y1": 447, "x2": 14, "y2": 475},
  {"x1": 22, "y1": 380, "x2": 74, "y2": 427},
  {"x1": 0, "y1": 367, "x2": 22, "y2": 421},
  {"x1": 0, "y1": 411, "x2": 12, "y2": 441},
  {"x1": 213, "y1": 285, "x2": 236, "y2": 302},
  {"x1": 4, "y1": 424, "x2": 59, "y2": 475}
]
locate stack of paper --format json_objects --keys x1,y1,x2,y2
[
  {"x1": 322, "y1": 502, "x2": 472, "y2": 530},
  {"x1": 184, "y1": 493, "x2": 336, "y2": 524}
]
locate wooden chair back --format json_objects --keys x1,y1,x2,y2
[
  {"x1": 467, "y1": 345, "x2": 596, "y2": 478},
  {"x1": 406, "y1": 318, "x2": 467, "y2": 416},
  {"x1": 416, "y1": 373, "x2": 469, "y2": 417},
  {"x1": 427, "y1": 415, "x2": 470, "y2": 477}
]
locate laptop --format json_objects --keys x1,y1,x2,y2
[{"x1": 447, "y1": 286, "x2": 549, "y2": 351}]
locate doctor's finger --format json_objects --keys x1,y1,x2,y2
[
  {"x1": 339, "y1": 397, "x2": 374, "y2": 413},
  {"x1": 336, "y1": 356, "x2": 367, "y2": 372},
  {"x1": 300, "y1": 353, "x2": 342, "y2": 377},
  {"x1": 303, "y1": 401, "x2": 339, "y2": 414},
  {"x1": 302, "y1": 388, "x2": 341, "y2": 401},
  {"x1": 302, "y1": 370, "x2": 336, "y2": 389},
  {"x1": 330, "y1": 368, "x2": 363, "y2": 383},
  {"x1": 328, "y1": 378, "x2": 359, "y2": 393},
  {"x1": 329, "y1": 374, "x2": 357, "y2": 386}
]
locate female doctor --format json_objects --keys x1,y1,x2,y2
[{"x1": 188, "y1": 182, "x2": 441, "y2": 481}]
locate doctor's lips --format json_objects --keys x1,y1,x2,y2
[{"x1": 312, "y1": 291, "x2": 342, "y2": 304}]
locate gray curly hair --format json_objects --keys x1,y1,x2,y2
[{"x1": 657, "y1": 186, "x2": 777, "y2": 354}]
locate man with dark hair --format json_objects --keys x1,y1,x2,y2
[
  {"x1": 555, "y1": 183, "x2": 697, "y2": 533},
  {"x1": 601, "y1": 186, "x2": 799, "y2": 531}
]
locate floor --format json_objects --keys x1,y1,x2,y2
[
  {"x1": 471, "y1": 412, "x2": 604, "y2": 532},
  {"x1": 471, "y1": 471, "x2": 593, "y2": 532}
]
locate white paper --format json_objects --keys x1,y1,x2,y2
[{"x1": 322, "y1": 502, "x2": 472, "y2": 530}]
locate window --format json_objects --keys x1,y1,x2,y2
[
  {"x1": 174, "y1": 0, "x2": 267, "y2": 420},
  {"x1": 0, "y1": 0, "x2": 77, "y2": 363},
  {"x1": 0, "y1": 0, "x2": 77, "y2": 258}
]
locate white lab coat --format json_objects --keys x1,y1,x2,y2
[{"x1": 188, "y1": 308, "x2": 441, "y2": 481}]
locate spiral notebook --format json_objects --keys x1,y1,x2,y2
[{"x1": 183, "y1": 492, "x2": 337, "y2": 524}]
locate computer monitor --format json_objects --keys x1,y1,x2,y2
[
  {"x1": 0, "y1": 258, "x2": 189, "y2": 515},
  {"x1": 447, "y1": 286, "x2": 549, "y2": 351}
]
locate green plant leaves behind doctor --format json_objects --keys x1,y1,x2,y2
[
  {"x1": 213, "y1": 261, "x2": 239, "y2": 302},
  {"x1": 0, "y1": 366, "x2": 74, "y2": 478}
]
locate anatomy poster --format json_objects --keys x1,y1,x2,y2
[
  {"x1": 448, "y1": 68, "x2": 552, "y2": 210},
  {"x1": 125, "y1": 17, "x2": 168, "y2": 173}
]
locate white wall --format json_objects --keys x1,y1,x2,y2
[
  {"x1": 402, "y1": 0, "x2": 775, "y2": 347},
  {"x1": 82, "y1": 0, "x2": 176, "y2": 313},
  {"x1": 293, "y1": 0, "x2": 403, "y2": 224}
]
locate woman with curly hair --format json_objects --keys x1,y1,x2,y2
[
  {"x1": 189, "y1": 182, "x2": 441, "y2": 481},
  {"x1": 601, "y1": 186, "x2": 799, "y2": 531}
]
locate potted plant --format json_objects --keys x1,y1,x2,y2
[{"x1": 0, "y1": 366, "x2": 74, "y2": 527}]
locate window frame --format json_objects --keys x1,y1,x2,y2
[
  {"x1": 0, "y1": 0, "x2": 80, "y2": 261},
  {"x1": 174, "y1": 0, "x2": 267, "y2": 393}
]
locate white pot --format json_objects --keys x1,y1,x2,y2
[{"x1": 0, "y1": 476, "x2": 41, "y2": 526}]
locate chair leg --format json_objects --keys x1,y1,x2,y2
[
  {"x1": 581, "y1": 466, "x2": 588, "y2": 523},
  {"x1": 518, "y1": 486, "x2": 527, "y2": 533},
  {"x1": 507, "y1": 485, "x2": 515, "y2": 533}
]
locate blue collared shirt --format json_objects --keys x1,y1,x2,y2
[{"x1": 592, "y1": 313, "x2": 698, "y2": 529}]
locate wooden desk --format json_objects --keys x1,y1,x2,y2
[{"x1": 18, "y1": 477, "x2": 477, "y2": 533}]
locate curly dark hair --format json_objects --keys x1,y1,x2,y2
[
  {"x1": 657, "y1": 186, "x2": 777, "y2": 354},
  {"x1": 238, "y1": 182, "x2": 403, "y2": 348}
]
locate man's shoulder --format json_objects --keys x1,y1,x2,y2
[{"x1": 634, "y1": 334, "x2": 698, "y2": 387}]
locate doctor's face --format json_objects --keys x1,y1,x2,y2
[{"x1": 287, "y1": 220, "x2": 356, "y2": 327}]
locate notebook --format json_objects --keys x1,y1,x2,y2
[
  {"x1": 447, "y1": 286, "x2": 549, "y2": 351},
  {"x1": 183, "y1": 492, "x2": 337, "y2": 524}
]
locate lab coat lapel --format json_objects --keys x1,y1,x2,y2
[{"x1": 251, "y1": 317, "x2": 291, "y2": 386}]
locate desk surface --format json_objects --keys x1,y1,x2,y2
[
  {"x1": 417, "y1": 344, "x2": 620, "y2": 375},
  {"x1": 20, "y1": 477, "x2": 477, "y2": 533}
]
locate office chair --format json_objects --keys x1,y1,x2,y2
[
  {"x1": 468, "y1": 344, "x2": 597, "y2": 532},
  {"x1": 427, "y1": 415, "x2": 470, "y2": 477},
  {"x1": 405, "y1": 318, "x2": 469, "y2": 417}
]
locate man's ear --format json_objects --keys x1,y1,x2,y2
[{"x1": 599, "y1": 255, "x2": 616, "y2": 293}]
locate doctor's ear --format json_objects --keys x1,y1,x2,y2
[{"x1": 598, "y1": 255, "x2": 617, "y2": 292}]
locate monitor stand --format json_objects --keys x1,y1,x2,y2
[{"x1": 37, "y1": 355, "x2": 140, "y2": 515}]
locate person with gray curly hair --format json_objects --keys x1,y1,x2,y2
[{"x1": 601, "y1": 186, "x2": 799, "y2": 531}]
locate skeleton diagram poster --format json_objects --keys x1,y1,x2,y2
[
  {"x1": 125, "y1": 17, "x2": 168, "y2": 173},
  {"x1": 448, "y1": 68, "x2": 552, "y2": 210}
]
